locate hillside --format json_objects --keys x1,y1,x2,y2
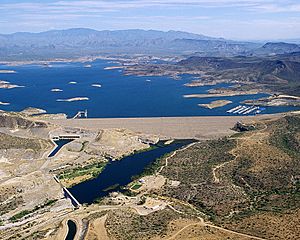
[
  {"x1": 131, "y1": 113, "x2": 299, "y2": 240},
  {"x1": 178, "y1": 55, "x2": 300, "y2": 96},
  {"x1": 77, "y1": 113, "x2": 300, "y2": 240},
  {"x1": 254, "y1": 42, "x2": 300, "y2": 56}
]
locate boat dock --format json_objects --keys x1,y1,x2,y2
[
  {"x1": 226, "y1": 105, "x2": 265, "y2": 115},
  {"x1": 227, "y1": 105, "x2": 242, "y2": 113}
]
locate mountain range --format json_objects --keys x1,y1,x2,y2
[{"x1": 0, "y1": 28, "x2": 299, "y2": 60}]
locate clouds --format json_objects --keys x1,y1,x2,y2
[
  {"x1": 1, "y1": 0, "x2": 299, "y2": 14},
  {"x1": 0, "y1": 0, "x2": 299, "y2": 40}
]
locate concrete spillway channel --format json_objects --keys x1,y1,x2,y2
[
  {"x1": 50, "y1": 135, "x2": 82, "y2": 208},
  {"x1": 53, "y1": 175, "x2": 82, "y2": 208},
  {"x1": 48, "y1": 135, "x2": 80, "y2": 158}
]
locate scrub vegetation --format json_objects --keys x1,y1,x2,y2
[
  {"x1": 58, "y1": 161, "x2": 107, "y2": 187},
  {"x1": 9, "y1": 199, "x2": 57, "y2": 222}
]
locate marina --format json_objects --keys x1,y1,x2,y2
[{"x1": 226, "y1": 105, "x2": 265, "y2": 115}]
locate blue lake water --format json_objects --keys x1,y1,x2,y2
[{"x1": 0, "y1": 59, "x2": 299, "y2": 117}]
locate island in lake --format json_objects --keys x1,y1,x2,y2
[
  {"x1": 91, "y1": 84, "x2": 102, "y2": 88},
  {"x1": 0, "y1": 101, "x2": 10, "y2": 105},
  {"x1": 0, "y1": 80, "x2": 24, "y2": 89},
  {"x1": 0, "y1": 70, "x2": 16, "y2": 73},
  {"x1": 51, "y1": 88, "x2": 63, "y2": 92},
  {"x1": 199, "y1": 100, "x2": 233, "y2": 109},
  {"x1": 57, "y1": 97, "x2": 89, "y2": 102}
]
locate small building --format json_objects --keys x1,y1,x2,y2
[{"x1": 139, "y1": 179, "x2": 146, "y2": 184}]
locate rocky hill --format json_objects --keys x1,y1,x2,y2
[
  {"x1": 149, "y1": 113, "x2": 300, "y2": 240},
  {"x1": 0, "y1": 111, "x2": 48, "y2": 129},
  {"x1": 177, "y1": 55, "x2": 300, "y2": 95},
  {"x1": 254, "y1": 42, "x2": 300, "y2": 55}
]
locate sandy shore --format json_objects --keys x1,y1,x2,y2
[{"x1": 49, "y1": 114, "x2": 280, "y2": 140}]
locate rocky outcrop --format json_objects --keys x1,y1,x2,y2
[{"x1": 232, "y1": 121, "x2": 255, "y2": 132}]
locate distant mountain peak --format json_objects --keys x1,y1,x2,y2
[{"x1": 0, "y1": 28, "x2": 298, "y2": 60}]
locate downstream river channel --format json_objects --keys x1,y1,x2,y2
[
  {"x1": 68, "y1": 140, "x2": 194, "y2": 204},
  {"x1": 65, "y1": 220, "x2": 77, "y2": 240}
]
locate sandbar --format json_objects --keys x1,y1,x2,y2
[
  {"x1": 184, "y1": 90, "x2": 259, "y2": 98},
  {"x1": 104, "y1": 66, "x2": 124, "y2": 70},
  {"x1": 0, "y1": 70, "x2": 16, "y2": 74}
]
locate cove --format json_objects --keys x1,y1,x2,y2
[
  {"x1": 68, "y1": 140, "x2": 194, "y2": 204},
  {"x1": 65, "y1": 220, "x2": 77, "y2": 240}
]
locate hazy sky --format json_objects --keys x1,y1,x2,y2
[{"x1": 0, "y1": 0, "x2": 299, "y2": 40}]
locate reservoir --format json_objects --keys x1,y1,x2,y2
[
  {"x1": 68, "y1": 140, "x2": 194, "y2": 204},
  {"x1": 0, "y1": 60, "x2": 299, "y2": 117},
  {"x1": 65, "y1": 220, "x2": 77, "y2": 240}
]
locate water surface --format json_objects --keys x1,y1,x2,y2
[
  {"x1": 1, "y1": 60, "x2": 298, "y2": 117},
  {"x1": 65, "y1": 220, "x2": 77, "y2": 240},
  {"x1": 68, "y1": 140, "x2": 194, "y2": 204}
]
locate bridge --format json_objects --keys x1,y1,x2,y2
[{"x1": 51, "y1": 135, "x2": 80, "y2": 141}]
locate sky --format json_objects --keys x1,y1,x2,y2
[{"x1": 0, "y1": 0, "x2": 299, "y2": 40}]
